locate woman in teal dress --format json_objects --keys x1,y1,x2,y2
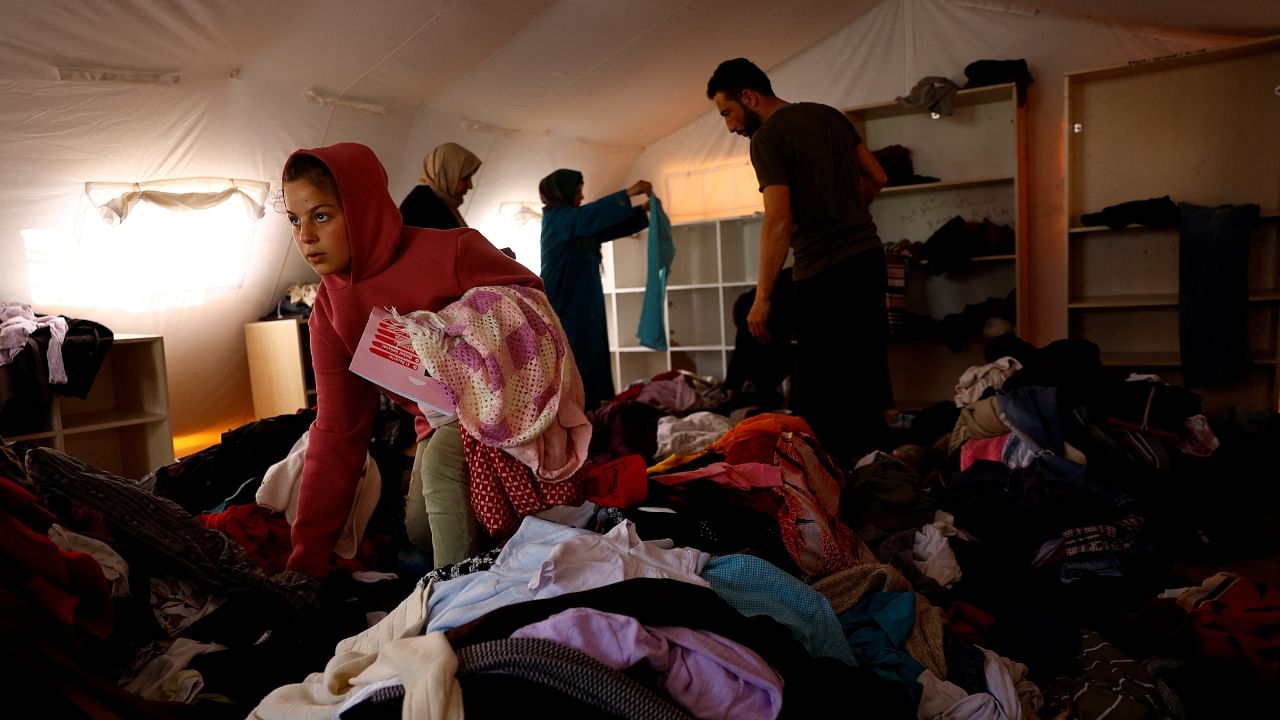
[{"x1": 538, "y1": 169, "x2": 652, "y2": 410}]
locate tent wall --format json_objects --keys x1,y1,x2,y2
[
  {"x1": 0, "y1": 72, "x2": 416, "y2": 454},
  {"x1": 0, "y1": 0, "x2": 1261, "y2": 458}
]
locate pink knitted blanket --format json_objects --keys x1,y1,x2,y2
[{"x1": 391, "y1": 285, "x2": 571, "y2": 447}]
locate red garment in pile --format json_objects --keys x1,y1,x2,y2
[
  {"x1": 461, "y1": 432, "x2": 588, "y2": 538},
  {"x1": 1186, "y1": 574, "x2": 1280, "y2": 682},
  {"x1": 196, "y1": 504, "x2": 293, "y2": 574},
  {"x1": 0, "y1": 475, "x2": 113, "y2": 638}
]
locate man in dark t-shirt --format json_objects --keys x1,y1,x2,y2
[{"x1": 707, "y1": 57, "x2": 893, "y2": 462}]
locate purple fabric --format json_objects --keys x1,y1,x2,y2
[
  {"x1": 511, "y1": 607, "x2": 784, "y2": 720},
  {"x1": 448, "y1": 341, "x2": 485, "y2": 371},
  {"x1": 636, "y1": 377, "x2": 699, "y2": 413},
  {"x1": 479, "y1": 420, "x2": 512, "y2": 445},
  {"x1": 533, "y1": 384, "x2": 558, "y2": 414},
  {"x1": 463, "y1": 288, "x2": 504, "y2": 314},
  {"x1": 506, "y1": 324, "x2": 537, "y2": 367},
  {"x1": 484, "y1": 351, "x2": 504, "y2": 392},
  {"x1": 0, "y1": 303, "x2": 68, "y2": 383},
  {"x1": 516, "y1": 296, "x2": 551, "y2": 336}
]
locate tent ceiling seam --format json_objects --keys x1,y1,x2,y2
[
  {"x1": 319, "y1": 0, "x2": 459, "y2": 142},
  {"x1": 517, "y1": 0, "x2": 695, "y2": 145}
]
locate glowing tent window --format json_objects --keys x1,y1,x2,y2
[{"x1": 26, "y1": 178, "x2": 268, "y2": 311}]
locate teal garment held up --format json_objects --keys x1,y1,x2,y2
[{"x1": 637, "y1": 195, "x2": 674, "y2": 350}]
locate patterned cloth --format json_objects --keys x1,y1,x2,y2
[
  {"x1": 773, "y1": 430, "x2": 860, "y2": 579},
  {"x1": 460, "y1": 431, "x2": 587, "y2": 538},
  {"x1": 1062, "y1": 514, "x2": 1144, "y2": 557},
  {"x1": 456, "y1": 637, "x2": 692, "y2": 720},
  {"x1": 1043, "y1": 630, "x2": 1169, "y2": 720},
  {"x1": 883, "y1": 244, "x2": 908, "y2": 337},
  {"x1": 393, "y1": 285, "x2": 571, "y2": 447},
  {"x1": 421, "y1": 546, "x2": 504, "y2": 586},
  {"x1": 25, "y1": 447, "x2": 320, "y2": 612}
]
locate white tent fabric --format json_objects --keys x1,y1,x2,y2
[
  {"x1": 0, "y1": 0, "x2": 1273, "y2": 454},
  {"x1": 86, "y1": 178, "x2": 271, "y2": 225}
]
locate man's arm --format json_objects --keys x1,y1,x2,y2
[
  {"x1": 749, "y1": 184, "x2": 794, "y2": 343},
  {"x1": 855, "y1": 142, "x2": 887, "y2": 204}
]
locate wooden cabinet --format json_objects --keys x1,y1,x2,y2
[
  {"x1": 244, "y1": 318, "x2": 316, "y2": 419},
  {"x1": 5, "y1": 334, "x2": 173, "y2": 479},
  {"x1": 1065, "y1": 36, "x2": 1280, "y2": 412},
  {"x1": 844, "y1": 82, "x2": 1029, "y2": 408}
]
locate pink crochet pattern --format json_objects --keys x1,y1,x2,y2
[{"x1": 391, "y1": 286, "x2": 570, "y2": 447}]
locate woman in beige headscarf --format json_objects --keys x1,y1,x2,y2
[{"x1": 399, "y1": 142, "x2": 481, "y2": 229}]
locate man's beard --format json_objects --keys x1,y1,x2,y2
[
  {"x1": 737, "y1": 102, "x2": 762, "y2": 135},
  {"x1": 741, "y1": 105, "x2": 762, "y2": 137}
]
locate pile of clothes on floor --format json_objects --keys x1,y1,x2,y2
[{"x1": 3, "y1": 336, "x2": 1279, "y2": 718}]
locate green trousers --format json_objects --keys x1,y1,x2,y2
[{"x1": 404, "y1": 421, "x2": 482, "y2": 568}]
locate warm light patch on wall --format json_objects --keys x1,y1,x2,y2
[
  {"x1": 662, "y1": 159, "x2": 763, "y2": 222},
  {"x1": 24, "y1": 181, "x2": 265, "y2": 312},
  {"x1": 172, "y1": 427, "x2": 227, "y2": 458},
  {"x1": 485, "y1": 201, "x2": 543, "y2": 275}
]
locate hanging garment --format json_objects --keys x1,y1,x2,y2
[
  {"x1": 637, "y1": 195, "x2": 675, "y2": 350},
  {"x1": 1178, "y1": 202, "x2": 1259, "y2": 388}
]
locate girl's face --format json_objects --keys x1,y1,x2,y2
[
  {"x1": 284, "y1": 178, "x2": 350, "y2": 276},
  {"x1": 574, "y1": 182, "x2": 584, "y2": 207}
]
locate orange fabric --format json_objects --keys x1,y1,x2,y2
[{"x1": 711, "y1": 413, "x2": 813, "y2": 465}]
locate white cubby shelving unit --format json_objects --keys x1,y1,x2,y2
[{"x1": 602, "y1": 214, "x2": 791, "y2": 392}]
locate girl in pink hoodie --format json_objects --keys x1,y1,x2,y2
[{"x1": 281, "y1": 142, "x2": 541, "y2": 577}]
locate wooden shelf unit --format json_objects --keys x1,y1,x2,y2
[
  {"x1": 844, "y1": 81, "x2": 1029, "y2": 407},
  {"x1": 1064, "y1": 35, "x2": 1280, "y2": 413},
  {"x1": 4, "y1": 334, "x2": 173, "y2": 479}
]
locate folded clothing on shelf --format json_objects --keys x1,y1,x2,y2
[
  {"x1": 872, "y1": 144, "x2": 940, "y2": 187},
  {"x1": 1080, "y1": 195, "x2": 1179, "y2": 230}
]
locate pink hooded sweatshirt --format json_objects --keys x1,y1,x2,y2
[{"x1": 284, "y1": 143, "x2": 541, "y2": 577}]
